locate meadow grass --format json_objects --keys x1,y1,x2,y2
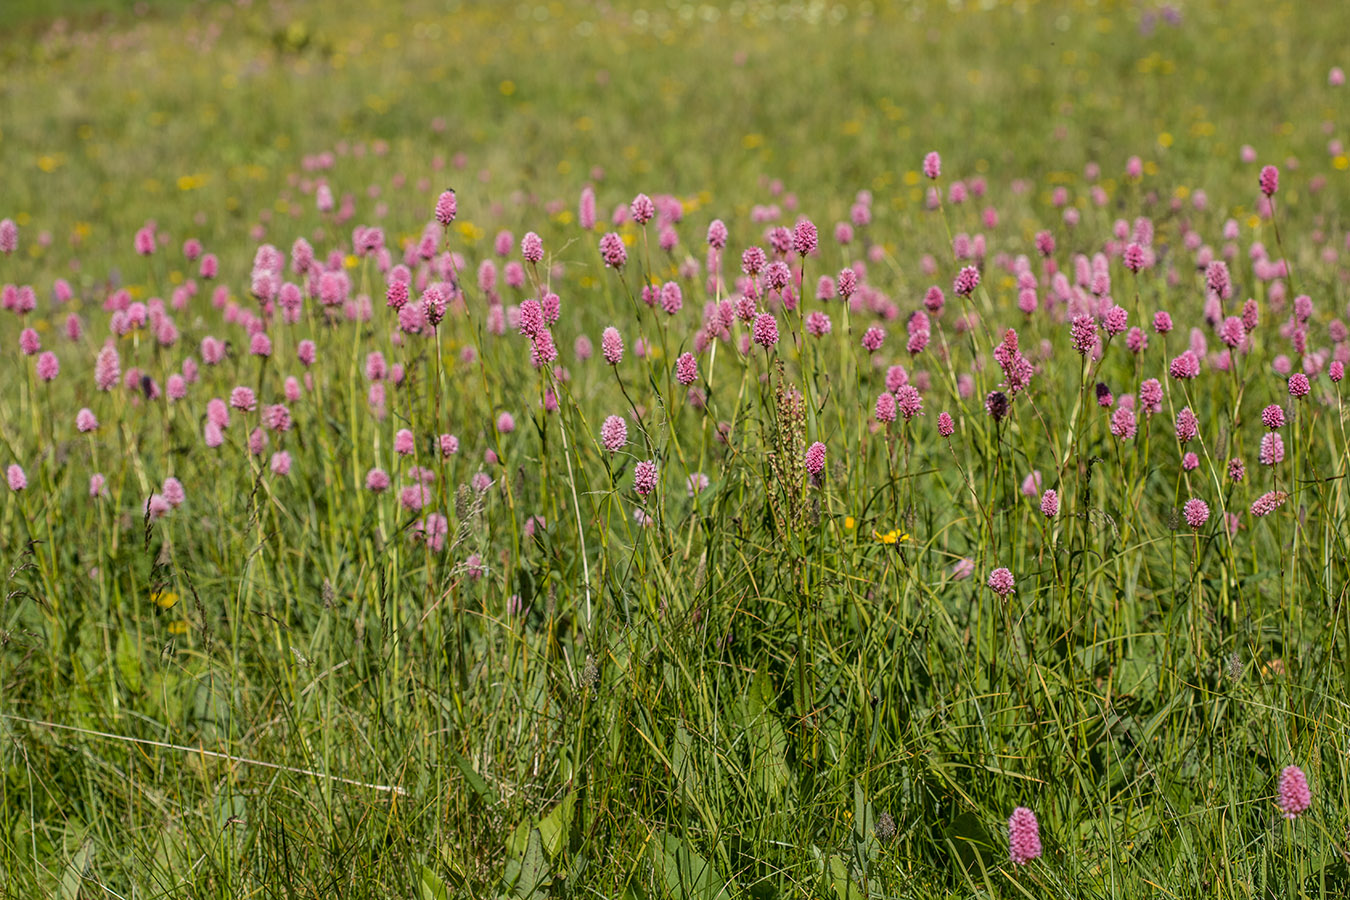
[{"x1": 3, "y1": 1, "x2": 1350, "y2": 897}]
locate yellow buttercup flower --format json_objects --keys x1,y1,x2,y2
[
  {"x1": 153, "y1": 591, "x2": 179, "y2": 609},
  {"x1": 873, "y1": 529, "x2": 911, "y2": 545}
]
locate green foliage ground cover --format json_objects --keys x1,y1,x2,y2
[{"x1": 2, "y1": 1, "x2": 1350, "y2": 897}]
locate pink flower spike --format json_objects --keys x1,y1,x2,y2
[
  {"x1": 1259, "y1": 165, "x2": 1280, "y2": 197},
  {"x1": 1008, "y1": 807, "x2": 1042, "y2": 865},
  {"x1": 634, "y1": 459, "x2": 658, "y2": 497},
  {"x1": 987, "y1": 567, "x2": 1015, "y2": 596},
  {"x1": 1183, "y1": 498, "x2": 1210, "y2": 529},
  {"x1": 923, "y1": 151, "x2": 941, "y2": 179},
  {"x1": 1040, "y1": 489, "x2": 1059, "y2": 518},
  {"x1": 596, "y1": 415, "x2": 628, "y2": 454},
  {"x1": 1277, "y1": 765, "x2": 1311, "y2": 819}
]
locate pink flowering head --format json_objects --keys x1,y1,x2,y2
[
  {"x1": 1205, "y1": 261, "x2": 1232, "y2": 300},
  {"x1": 924, "y1": 286, "x2": 945, "y2": 313},
  {"x1": 1020, "y1": 471, "x2": 1042, "y2": 498},
  {"x1": 1008, "y1": 807, "x2": 1042, "y2": 865},
  {"x1": 634, "y1": 459, "x2": 658, "y2": 497},
  {"x1": 271, "y1": 451, "x2": 292, "y2": 476},
  {"x1": 599, "y1": 232, "x2": 627, "y2": 268},
  {"x1": 861, "y1": 326, "x2": 885, "y2": 352},
  {"x1": 601, "y1": 326, "x2": 623, "y2": 365},
  {"x1": 1101, "y1": 306, "x2": 1127, "y2": 337},
  {"x1": 1182, "y1": 451, "x2": 1200, "y2": 471},
  {"x1": 1070, "y1": 315, "x2": 1098, "y2": 355},
  {"x1": 1123, "y1": 242, "x2": 1147, "y2": 272},
  {"x1": 805, "y1": 311, "x2": 832, "y2": 337},
  {"x1": 439, "y1": 434, "x2": 459, "y2": 457},
  {"x1": 1288, "y1": 372, "x2": 1311, "y2": 398},
  {"x1": 1175, "y1": 407, "x2": 1199, "y2": 443},
  {"x1": 837, "y1": 268, "x2": 858, "y2": 299},
  {"x1": 263, "y1": 404, "x2": 291, "y2": 432},
  {"x1": 895, "y1": 385, "x2": 924, "y2": 420},
  {"x1": 579, "y1": 186, "x2": 597, "y2": 230},
  {"x1": 520, "y1": 231, "x2": 544, "y2": 264},
  {"x1": 249, "y1": 332, "x2": 272, "y2": 358},
  {"x1": 1259, "y1": 165, "x2": 1279, "y2": 197},
  {"x1": 660, "y1": 281, "x2": 683, "y2": 316},
  {"x1": 19, "y1": 328, "x2": 40, "y2": 356},
  {"x1": 987, "y1": 567, "x2": 1015, "y2": 596},
  {"x1": 162, "y1": 477, "x2": 185, "y2": 508},
  {"x1": 1251, "y1": 490, "x2": 1289, "y2": 517},
  {"x1": 0, "y1": 218, "x2": 16, "y2": 254},
  {"x1": 144, "y1": 493, "x2": 171, "y2": 520},
  {"x1": 805, "y1": 441, "x2": 826, "y2": 477},
  {"x1": 394, "y1": 428, "x2": 415, "y2": 456},
  {"x1": 953, "y1": 265, "x2": 980, "y2": 296},
  {"x1": 386, "y1": 280, "x2": 409, "y2": 310},
  {"x1": 1218, "y1": 316, "x2": 1245, "y2": 348},
  {"x1": 752, "y1": 312, "x2": 780, "y2": 349},
  {"x1": 1183, "y1": 498, "x2": 1210, "y2": 529},
  {"x1": 922, "y1": 151, "x2": 941, "y2": 179},
  {"x1": 1169, "y1": 351, "x2": 1201, "y2": 380},
  {"x1": 1332, "y1": 361, "x2": 1345, "y2": 383},
  {"x1": 1277, "y1": 765, "x2": 1311, "y2": 819},
  {"x1": 93, "y1": 345, "x2": 120, "y2": 391},
  {"x1": 1152, "y1": 310, "x2": 1174, "y2": 334},
  {"x1": 365, "y1": 468, "x2": 390, "y2": 493},
  {"x1": 497, "y1": 412, "x2": 515, "y2": 434},
  {"x1": 35, "y1": 351, "x2": 59, "y2": 382},
  {"x1": 764, "y1": 260, "x2": 791, "y2": 292},
  {"x1": 1259, "y1": 432, "x2": 1285, "y2": 466},
  {"x1": 1261, "y1": 404, "x2": 1285, "y2": 429},
  {"x1": 297, "y1": 340, "x2": 316, "y2": 367},
  {"x1": 675, "y1": 352, "x2": 698, "y2": 386},
  {"x1": 1110, "y1": 406, "x2": 1137, "y2": 440},
  {"x1": 89, "y1": 472, "x2": 106, "y2": 498},
  {"x1": 599, "y1": 414, "x2": 628, "y2": 453},
  {"x1": 134, "y1": 226, "x2": 156, "y2": 256},
  {"x1": 518, "y1": 299, "x2": 544, "y2": 338},
  {"x1": 706, "y1": 219, "x2": 728, "y2": 250},
  {"x1": 7, "y1": 464, "x2": 26, "y2": 492},
  {"x1": 630, "y1": 193, "x2": 655, "y2": 225},
  {"x1": 874, "y1": 391, "x2": 897, "y2": 424},
  {"x1": 1040, "y1": 489, "x2": 1059, "y2": 517},
  {"x1": 792, "y1": 218, "x2": 818, "y2": 256},
  {"x1": 76, "y1": 407, "x2": 99, "y2": 433},
  {"x1": 434, "y1": 189, "x2": 457, "y2": 226},
  {"x1": 937, "y1": 411, "x2": 955, "y2": 437},
  {"x1": 230, "y1": 386, "x2": 257, "y2": 412},
  {"x1": 1140, "y1": 378, "x2": 1163, "y2": 415},
  {"x1": 741, "y1": 246, "x2": 766, "y2": 275},
  {"x1": 1228, "y1": 457, "x2": 1245, "y2": 482}
]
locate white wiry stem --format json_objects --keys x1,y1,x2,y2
[
  {"x1": 554, "y1": 394, "x2": 593, "y2": 626},
  {"x1": 4, "y1": 714, "x2": 405, "y2": 795}
]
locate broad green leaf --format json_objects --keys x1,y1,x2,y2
[
  {"x1": 652, "y1": 833, "x2": 730, "y2": 900},
  {"x1": 538, "y1": 791, "x2": 576, "y2": 859}
]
